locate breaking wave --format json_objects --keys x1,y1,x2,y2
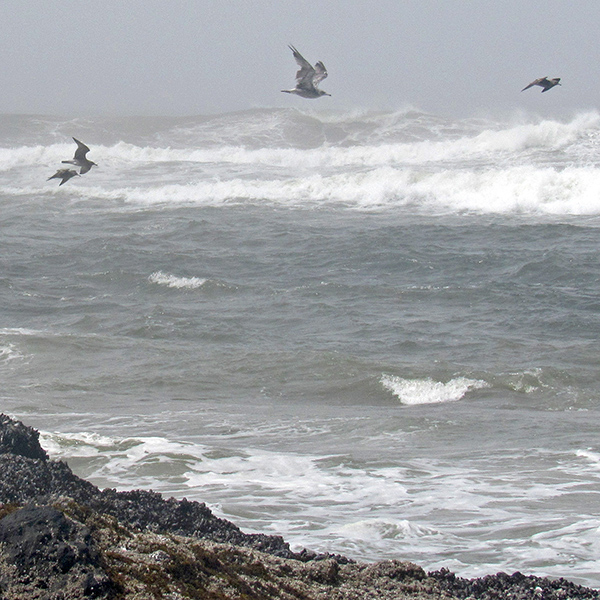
[
  {"x1": 2, "y1": 109, "x2": 600, "y2": 216},
  {"x1": 381, "y1": 375, "x2": 489, "y2": 405},
  {"x1": 58, "y1": 163, "x2": 600, "y2": 214},
  {"x1": 148, "y1": 271, "x2": 207, "y2": 289}
]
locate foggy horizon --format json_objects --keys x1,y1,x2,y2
[{"x1": 0, "y1": 1, "x2": 598, "y2": 119}]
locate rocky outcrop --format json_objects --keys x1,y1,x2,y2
[
  {"x1": 430, "y1": 568, "x2": 600, "y2": 600},
  {"x1": 0, "y1": 413, "x2": 48, "y2": 460},
  {"x1": 0, "y1": 414, "x2": 598, "y2": 600},
  {"x1": 0, "y1": 504, "x2": 114, "y2": 599}
]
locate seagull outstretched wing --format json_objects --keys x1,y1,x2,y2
[
  {"x1": 72, "y1": 138, "x2": 91, "y2": 161},
  {"x1": 289, "y1": 45, "x2": 317, "y2": 88},
  {"x1": 521, "y1": 77, "x2": 546, "y2": 92},
  {"x1": 47, "y1": 168, "x2": 80, "y2": 186},
  {"x1": 521, "y1": 76, "x2": 560, "y2": 92},
  {"x1": 312, "y1": 61, "x2": 328, "y2": 86}
]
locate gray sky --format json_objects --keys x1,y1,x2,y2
[{"x1": 0, "y1": 0, "x2": 598, "y2": 118}]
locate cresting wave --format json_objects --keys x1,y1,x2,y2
[
  {"x1": 54, "y1": 164, "x2": 600, "y2": 214},
  {"x1": 0, "y1": 343, "x2": 23, "y2": 364},
  {"x1": 381, "y1": 375, "x2": 489, "y2": 405},
  {"x1": 0, "y1": 111, "x2": 597, "y2": 169},
  {"x1": 148, "y1": 271, "x2": 207, "y2": 289},
  {"x1": 1, "y1": 109, "x2": 600, "y2": 215}
]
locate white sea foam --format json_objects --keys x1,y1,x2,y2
[
  {"x1": 0, "y1": 343, "x2": 23, "y2": 363},
  {"x1": 381, "y1": 374, "x2": 489, "y2": 405},
  {"x1": 0, "y1": 144, "x2": 69, "y2": 170},
  {"x1": 41, "y1": 431, "x2": 205, "y2": 461},
  {"x1": 148, "y1": 271, "x2": 207, "y2": 289},
  {"x1": 1, "y1": 112, "x2": 593, "y2": 171},
  {"x1": 0, "y1": 327, "x2": 41, "y2": 336},
  {"x1": 2, "y1": 111, "x2": 600, "y2": 216},
  {"x1": 40, "y1": 431, "x2": 209, "y2": 490},
  {"x1": 40, "y1": 431, "x2": 119, "y2": 458},
  {"x1": 575, "y1": 449, "x2": 600, "y2": 470},
  {"x1": 53, "y1": 162, "x2": 600, "y2": 216}
]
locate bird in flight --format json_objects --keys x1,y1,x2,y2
[
  {"x1": 62, "y1": 138, "x2": 97, "y2": 174},
  {"x1": 521, "y1": 77, "x2": 561, "y2": 93},
  {"x1": 47, "y1": 168, "x2": 80, "y2": 186},
  {"x1": 282, "y1": 45, "x2": 330, "y2": 99}
]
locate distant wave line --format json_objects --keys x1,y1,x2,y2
[{"x1": 0, "y1": 112, "x2": 596, "y2": 171}]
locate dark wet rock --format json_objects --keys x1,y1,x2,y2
[
  {"x1": 0, "y1": 413, "x2": 48, "y2": 460},
  {"x1": 0, "y1": 454, "x2": 97, "y2": 504},
  {"x1": 430, "y1": 568, "x2": 600, "y2": 600},
  {"x1": 0, "y1": 504, "x2": 115, "y2": 599}
]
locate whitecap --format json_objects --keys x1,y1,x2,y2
[
  {"x1": 148, "y1": 271, "x2": 207, "y2": 289},
  {"x1": 0, "y1": 327, "x2": 41, "y2": 336},
  {"x1": 0, "y1": 343, "x2": 24, "y2": 363},
  {"x1": 381, "y1": 374, "x2": 489, "y2": 405},
  {"x1": 575, "y1": 449, "x2": 600, "y2": 469},
  {"x1": 60, "y1": 162, "x2": 600, "y2": 216}
]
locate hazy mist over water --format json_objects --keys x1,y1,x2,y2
[{"x1": 0, "y1": 1, "x2": 599, "y2": 117}]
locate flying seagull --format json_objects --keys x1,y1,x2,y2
[
  {"x1": 62, "y1": 137, "x2": 97, "y2": 174},
  {"x1": 282, "y1": 45, "x2": 330, "y2": 99},
  {"x1": 521, "y1": 77, "x2": 561, "y2": 93},
  {"x1": 47, "y1": 168, "x2": 80, "y2": 186}
]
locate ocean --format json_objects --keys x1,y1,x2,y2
[{"x1": 1, "y1": 107, "x2": 600, "y2": 585}]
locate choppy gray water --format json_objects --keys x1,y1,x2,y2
[{"x1": 2, "y1": 108, "x2": 600, "y2": 584}]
